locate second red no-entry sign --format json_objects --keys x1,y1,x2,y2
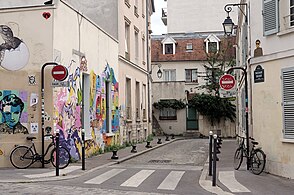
[{"x1": 219, "y1": 74, "x2": 235, "y2": 90}]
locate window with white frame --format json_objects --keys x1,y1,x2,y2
[
  {"x1": 142, "y1": 84, "x2": 147, "y2": 120},
  {"x1": 291, "y1": 0, "x2": 294, "y2": 27},
  {"x1": 204, "y1": 34, "x2": 220, "y2": 53},
  {"x1": 134, "y1": 0, "x2": 139, "y2": 17},
  {"x1": 134, "y1": 28, "x2": 139, "y2": 63},
  {"x1": 159, "y1": 100, "x2": 177, "y2": 120},
  {"x1": 164, "y1": 44, "x2": 174, "y2": 54},
  {"x1": 161, "y1": 36, "x2": 177, "y2": 54},
  {"x1": 186, "y1": 43, "x2": 193, "y2": 51},
  {"x1": 142, "y1": 37, "x2": 145, "y2": 65},
  {"x1": 126, "y1": 77, "x2": 132, "y2": 119},
  {"x1": 263, "y1": 0, "x2": 279, "y2": 35},
  {"x1": 163, "y1": 69, "x2": 176, "y2": 81},
  {"x1": 141, "y1": 0, "x2": 145, "y2": 18},
  {"x1": 282, "y1": 67, "x2": 294, "y2": 139},
  {"x1": 208, "y1": 42, "x2": 218, "y2": 53},
  {"x1": 125, "y1": 18, "x2": 131, "y2": 60},
  {"x1": 185, "y1": 69, "x2": 198, "y2": 83}
]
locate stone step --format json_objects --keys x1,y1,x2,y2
[{"x1": 183, "y1": 131, "x2": 200, "y2": 138}]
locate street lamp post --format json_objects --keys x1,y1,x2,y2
[
  {"x1": 227, "y1": 67, "x2": 250, "y2": 171},
  {"x1": 223, "y1": 3, "x2": 250, "y2": 171}
]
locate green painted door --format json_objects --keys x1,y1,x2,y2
[{"x1": 186, "y1": 106, "x2": 198, "y2": 130}]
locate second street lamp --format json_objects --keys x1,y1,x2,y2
[
  {"x1": 222, "y1": 16, "x2": 234, "y2": 36},
  {"x1": 222, "y1": 3, "x2": 248, "y2": 36}
]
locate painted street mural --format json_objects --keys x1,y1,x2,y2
[
  {"x1": 0, "y1": 25, "x2": 29, "y2": 71},
  {"x1": 54, "y1": 62, "x2": 119, "y2": 161},
  {"x1": 0, "y1": 91, "x2": 29, "y2": 134}
]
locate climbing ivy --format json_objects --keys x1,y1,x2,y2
[
  {"x1": 153, "y1": 99, "x2": 186, "y2": 110},
  {"x1": 189, "y1": 93, "x2": 236, "y2": 125}
]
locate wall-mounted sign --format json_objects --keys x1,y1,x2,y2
[{"x1": 254, "y1": 65, "x2": 264, "y2": 83}]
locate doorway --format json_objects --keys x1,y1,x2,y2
[{"x1": 186, "y1": 106, "x2": 199, "y2": 131}]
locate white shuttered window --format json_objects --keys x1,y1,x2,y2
[
  {"x1": 263, "y1": 0, "x2": 279, "y2": 35},
  {"x1": 282, "y1": 67, "x2": 294, "y2": 139}
]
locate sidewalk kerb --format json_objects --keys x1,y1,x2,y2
[{"x1": 0, "y1": 138, "x2": 180, "y2": 183}]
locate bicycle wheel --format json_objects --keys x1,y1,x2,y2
[
  {"x1": 51, "y1": 146, "x2": 70, "y2": 169},
  {"x1": 250, "y1": 149, "x2": 266, "y2": 175},
  {"x1": 234, "y1": 147, "x2": 243, "y2": 170},
  {"x1": 10, "y1": 146, "x2": 34, "y2": 169}
]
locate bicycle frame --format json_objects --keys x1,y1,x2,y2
[
  {"x1": 29, "y1": 136, "x2": 56, "y2": 164},
  {"x1": 237, "y1": 136, "x2": 261, "y2": 165}
]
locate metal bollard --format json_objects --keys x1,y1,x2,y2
[
  {"x1": 145, "y1": 141, "x2": 152, "y2": 148},
  {"x1": 131, "y1": 145, "x2": 137, "y2": 153},
  {"x1": 208, "y1": 131, "x2": 213, "y2": 176},
  {"x1": 165, "y1": 136, "x2": 170, "y2": 141},
  {"x1": 56, "y1": 129, "x2": 60, "y2": 176},
  {"x1": 171, "y1": 134, "x2": 175, "y2": 139},
  {"x1": 111, "y1": 150, "x2": 119, "y2": 159},
  {"x1": 82, "y1": 129, "x2": 85, "y2": 170},
  {"x1": 157, "y1": 138, "x2": 162, "y2": 144},
  {"x1": 212, "y1": 134, "x2": 217, "y2": 186}
]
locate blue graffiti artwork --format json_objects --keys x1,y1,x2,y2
[
  {"x1": 0, "y1": 92, "x2": 29, "y2": 134},
  {"x1": 59, "y1": 129, "x2": 81, "y2": 161}
]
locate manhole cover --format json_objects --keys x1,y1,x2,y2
[{"x1": 148, "y1": 160, "x2": 171, "y2": 163}]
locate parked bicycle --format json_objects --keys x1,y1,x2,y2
[
  {"x1": 234, "y1": 135, "x2": 266, "y2": 175},
  {"x1": 10, "y1": 127, "x2": 70, "y2": 169}
]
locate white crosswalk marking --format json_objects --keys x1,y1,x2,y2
[
  {"x1": 157, "y1": 171, "x2": 185, "y2": 190},
  {"x1": 85, "y1": 169, "x2": 126, "y2": 184},
  {"x1": 219, "y1": 171, "x2": 251, "y2": 193},
  {"x1": 120, "y1": 170, "x2": 155, "y2": 187},
  {"x1": 24, "y1": 166, "x2": 80, "y2": 179}
]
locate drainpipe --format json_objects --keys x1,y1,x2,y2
[{"x1": 146, "y1": 0, "x2": 151, "y2": 131}]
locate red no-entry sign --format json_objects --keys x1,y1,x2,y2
[
  {"x1": 51, "y1": 65, "x2": 68, "y2": 81},
  {"x1": 219, "y1": 74, "x2": 235, "y2": 90}
]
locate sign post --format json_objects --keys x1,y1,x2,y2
[{"x1": 219, "y1": 74, "x2": 236, "y2": 90}]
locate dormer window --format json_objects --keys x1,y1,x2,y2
[
  {"x1": 161, "y1": 35, "x2": 177, "y2": 55},
  {"x1": 204, "y1": 34, "x2": 220, "y2": 54},
  {"x1": 165, "y1": 44, "x2": 173, "y2": 54},
  {"x1": 186, "y1": 43, "x2": 193, "y2": 51},
  {"x1": 208, "y1": 42, "x2": 217, "y2": 53}
]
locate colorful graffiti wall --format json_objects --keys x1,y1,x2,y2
[{"x1": 53, "y1": 62, "x2": 119, "y2": 160}]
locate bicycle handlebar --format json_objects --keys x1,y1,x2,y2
[{"x1": 236, "y1": 134, "x2": 255, "y2": 140}]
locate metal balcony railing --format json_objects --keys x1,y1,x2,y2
[
  {"x1": 134, "y1": 6, "x2": 139, "y2": 17},
  {"x1": 125, "y1": 51, "x2": 130, "y2": 60},
  {"x1": 161, "y1": 8, "x2": 167, "y2": 25},
  {"x1": 282, "y1": 13, "x2": 294, "y2": 31},
  {"x1": 162, "y1": 8, "x2": 167, "y2": 17},
  {"x1": 143, "y1": 109, "x2": 147, "y2": 120},
  {"x1": 126, "y1": 106, "x2": 131, "y2": 120},
  {"x1": 136, "y1": 107, "x2": 140, "y2": 120}
]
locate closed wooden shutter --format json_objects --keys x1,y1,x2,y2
[
  {"x1": 282, "y1": 67, "x2": 294, "y2": 139},
  {"x1": 263, "y1": 0, "x2": 279, "y2": 35}
]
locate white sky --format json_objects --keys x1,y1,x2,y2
[{"x1": 151, "y1": 0, "x2": 167, "y2": 35}]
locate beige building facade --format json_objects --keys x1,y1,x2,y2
[
  {"x1": 151, "y1": 33, "x2": 236, "y2": 137},
  {"x1": 0, "y1": 0, "x2": 121, "y2": 168},
  {"x1": 234, "y1": 0, "x2": 294, "y2": 178}
]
